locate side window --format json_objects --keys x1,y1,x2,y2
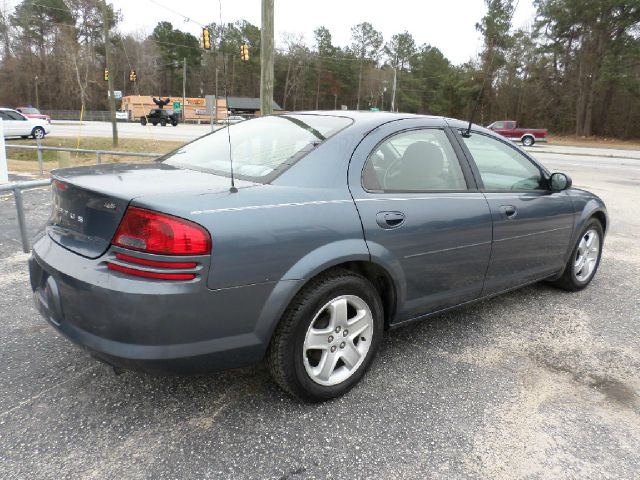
[
  {"x1": 462, "y1": 133, "x2": 545, "y2": 191},
  {"x1": 492, "y1": 121, "x2": 504, "y2": 129},
  {"x1": 6, "y1": 111, "x2": 26, "y2": 121},
  {"x1": 0, "y1": 112, "x2": 10, "y2": 121},
  {"x1": 363, "y1": 129, "x2": 468, "y2": 192}
]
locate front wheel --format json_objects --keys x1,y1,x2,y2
[
  {"x1": 160, "y1": 118, "x2": 167, "y2": 126},
  {"x1": 522, "y1": 135, "x2": 535, "y2": 147},
  {"x1": 551, "y1": 219, "x2": 603, "y2": 291},
  {"x1": 31, "y1": 127, "x2": 45, "y2": 139},
  {"x1": 267, "y1": 270, "x2": 383, "y2": 402},
  {"x1": 171, "y1": 120, "x2": 178, "y2": 126},
  {"x1": 140, "y1": 117, "x2": 147, "y2": 126}
]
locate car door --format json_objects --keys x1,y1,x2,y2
[
  {"x1": 0, "y1": 111, "x2": 12, "y2": 136},
  {"x1": 5, "y1": 110, "x2": 31, "y2": 136},
  {"x1": 349, "y1": 119, "x2": 493, "y2": 321},
  {"x1": 454, "y1": 129, "x2": 575, "y2": 295}
]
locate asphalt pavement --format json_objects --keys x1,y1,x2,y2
[
  {"x1": 47, "y1": 120, "x2": 220, "y2": 142},
  {"x1": 0, "y1": 146, "x2": 638, "y2": 479}
]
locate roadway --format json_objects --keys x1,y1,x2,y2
[
  {"x1": 48, "y1": 120, "x2": 221, "y2": 142},
  {"x1": 1, "y1": 143, "x2": 639, "y2": 479}
]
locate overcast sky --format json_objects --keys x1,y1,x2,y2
[
  {"x1": 6, "y1": 0, "x2": 538, "y2": 65},
  {"x1": 114, "y1": 0, "x2": 538, "y2": 65}
]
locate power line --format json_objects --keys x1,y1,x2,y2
[{"x1": 146, "y1": 0, "x2": 207, "y2": 28}]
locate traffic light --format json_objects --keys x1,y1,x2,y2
[
  {"x1": 103, "y1": 68, "x2": 109, "y2": 81},
  {"x1": 202, "y1": 28, "x2": 211, "y2": 50},
  {"x1": 240, "y1": 44, "x2": 249, "y2": 62},
  {"x1": 129, "y1": 70, "x2": 137, "y2": 82}
]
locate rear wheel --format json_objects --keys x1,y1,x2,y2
[
  {"x1": 267, "y1": 270, "x2": 383, "y2": 402},
  {"x1": 140, "y1": 117, "x2": 147, "y2": 126},
  {"x1": 171, "y1": 120, "x2": 178, "y2": 126},
  {"x1": 152, "y1": 122, "x2": 157, "y2": 126},
  {"x1": 522, "y1": 135, "x2": 535, "y2": 147},
  {"x1": 551, "y1": 219, "x2": 603, "y2": 291},
  {"x1": 31, "y1": 127, "x2": 45, "y2": 139},
  {"x1": 160, "y1": 118, "x2": 167, "y2": 126}
]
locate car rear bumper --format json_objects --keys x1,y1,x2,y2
[{"x1": 29, "y1": 233, "x2": 290, "y2": 374}]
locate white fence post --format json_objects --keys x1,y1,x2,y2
[{"x1": 0, "y1": 119, "x2": 8, "y2": 184}]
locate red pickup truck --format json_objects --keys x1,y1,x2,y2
[{"x1": 487, "y1": 120, "x2": 547, "y2": 147}]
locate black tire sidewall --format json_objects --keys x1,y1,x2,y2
[
  {"x1": 567, "y1": 220, "x2": 604, "y2": 288},
  {"x1": 287, "y1": 274, "x2": 383, "y2": 401}
]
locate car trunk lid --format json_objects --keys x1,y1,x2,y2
[{"x1": 48, "y1": 163, "x2": 257, "y2": 259}]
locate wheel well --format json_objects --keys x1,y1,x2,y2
[
  {"x1": 591, "y1": 211, "x2": 607, "y2": 233},
  {"x1": 321, "y1": 261, "x2": 397, "y2": 328},
  {"x1": 522, "y1": 134, "x2": 534, "y2": 141}
]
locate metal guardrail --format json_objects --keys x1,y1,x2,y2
[
  {"x1": 0, "y1": 179, "x2": 51, "y2": 253},
  {"x1": 2, "y1": 144, "x2": 159, "y2": 253},
  {"x1": 5, "y1": 142, "x2": 159, "y2": 175}
]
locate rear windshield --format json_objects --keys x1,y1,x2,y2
[{"x1": 163, "y1": 114, "x2": 352, "y2": 181}]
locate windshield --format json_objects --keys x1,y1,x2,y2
[
  {"x1": 20, "y1": 107, "x2": 39, "y2": 114},
  {"x1": 163, "y1": 114, "x2": 352, "y2": 180}
]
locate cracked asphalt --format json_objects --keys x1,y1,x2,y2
[{"x1": 1, "y1": 148, "x2": 639, "y2": 479}]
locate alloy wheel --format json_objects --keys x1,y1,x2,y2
[
  {"x1": 303, "y1": 295, "x2": 373, "y2": 386},
  {"x1": 573, "y1": 229, "x2": 600, "y2": 282}
]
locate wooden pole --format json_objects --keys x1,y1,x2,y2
[
  {"x1": 260, "y1": 0, "x2": 274, "y2": 115},
  {"x1": 103, "y1": 1, "x2": 118, "y2": 147},
  {"x1": 182, "y1": 57, "x2": 187, "y2": 122}
]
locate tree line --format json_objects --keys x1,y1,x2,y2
[{"x1": 0, "y1": 0, "x2": 639, "y2": 137}]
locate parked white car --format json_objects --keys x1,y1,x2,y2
[{"x1": 0, "y1": 108, "x2": 52, "y2": 139}]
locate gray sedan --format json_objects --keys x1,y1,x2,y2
[{"x1": 29, "y1": 112, "x2": 607, "y2": 402}]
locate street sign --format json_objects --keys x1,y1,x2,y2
[
  {"x1": 205, "y1": 95, "x2": 216, "y2": 114},
  {"x1": 107, "y1": 90, "x2": 123, "y2": 99},
  {"x1": 173, "y1": 101, "x2": 181, "y2": 112}
]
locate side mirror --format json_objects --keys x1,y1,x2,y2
[{"x1": 549, "y1": 172, "x2": 572, "y2": 191}]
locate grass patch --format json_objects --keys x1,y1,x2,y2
[
  {"x1": 6, "y1": 136, "x2": 185, "y2": 163},
  {"x1": 548, "y1": 135, "x2": 640, "y2": 150}
]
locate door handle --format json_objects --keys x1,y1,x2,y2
[
  {"x1": 376, "y1": 211, "x2": 406, "y2": 229},
  {"x1": 500, "y1": 205, "x2": 517, "y2": 219}
]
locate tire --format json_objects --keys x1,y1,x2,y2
[
  {"x1": 267, "y1": 269, "x2": 384, "y2": 402},
  {"x1": 160, "y1": 119, "x2": 167, "y2": 126},
  {"x1": 171, "y1": 120, "x2": 178, "y2": 126},
  {"x1": 152, "y1": 122, "x2": 157, "y2": 126},
  {"x1": 522, "y1": 135, "x2": 535, "y2": 147},
  {"x1": 140, "y1": 117, "x2": 147, "y2": 126},
  {"x1": 31, "y1": 127, "x2": 45, "y2": 139},
  {"x1": 551, "y1": 219, "x2": 604, "y2": 291},
  {"x1": 21, "y1": 135, "x2": 28, "y2": 139}
]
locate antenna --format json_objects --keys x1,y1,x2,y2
[
  {"x1": 464, "y1": 0, "x2": 520, "y2": 137},
  {"x1": 218, "y1": 0, "x2": 238, "y2": 193}
]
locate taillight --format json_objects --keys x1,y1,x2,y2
[{"x1": 112, "y1": 207, "x2": 211, "y2": 255}]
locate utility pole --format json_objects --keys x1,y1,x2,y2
[
  {"x1": 214, "y1": 65, "x2": 219, "y2": 123},
  {"x1": 260, "y1": 0, "x2": 274, "y2": 115},
  {"x1": 102, "y1": 1, "x2": 118, "y2": 147},
  {"x1": 182, "y1": 57, "x2": 187, "y2": 122},
  {"x1": 390, "y1": 67, "x2": 397, "y2": 113},
  {"x1": 34, "y1": 75, "x2": 39, "y2": 110}
]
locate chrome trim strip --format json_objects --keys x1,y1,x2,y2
[
  {"x1": 355, "y1": 194, "x2": 484, "y2": 203},
  {"x1": 494, "y1": 225, "x2": 572, "y2": 242},
  {"x1": 191, "y1": 199, "x2": 353, "y2": 215},
  {"x1": 404, "y1": 240, "x2": 491, "y2": 259}
]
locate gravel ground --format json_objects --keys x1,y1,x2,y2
[{"x1": 0, "y1": 150, "x2": 638, "y2": 480}]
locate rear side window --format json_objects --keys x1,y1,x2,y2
[
  {"x1": 164, "y1": 114, "x2": 352, "y2": 181},
  {"x1": 363, "y1": 129, "x2": 468, "y2": 192},
  {"x1": 462, "y1": 133, "x2": 545, "y2": 190}
]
